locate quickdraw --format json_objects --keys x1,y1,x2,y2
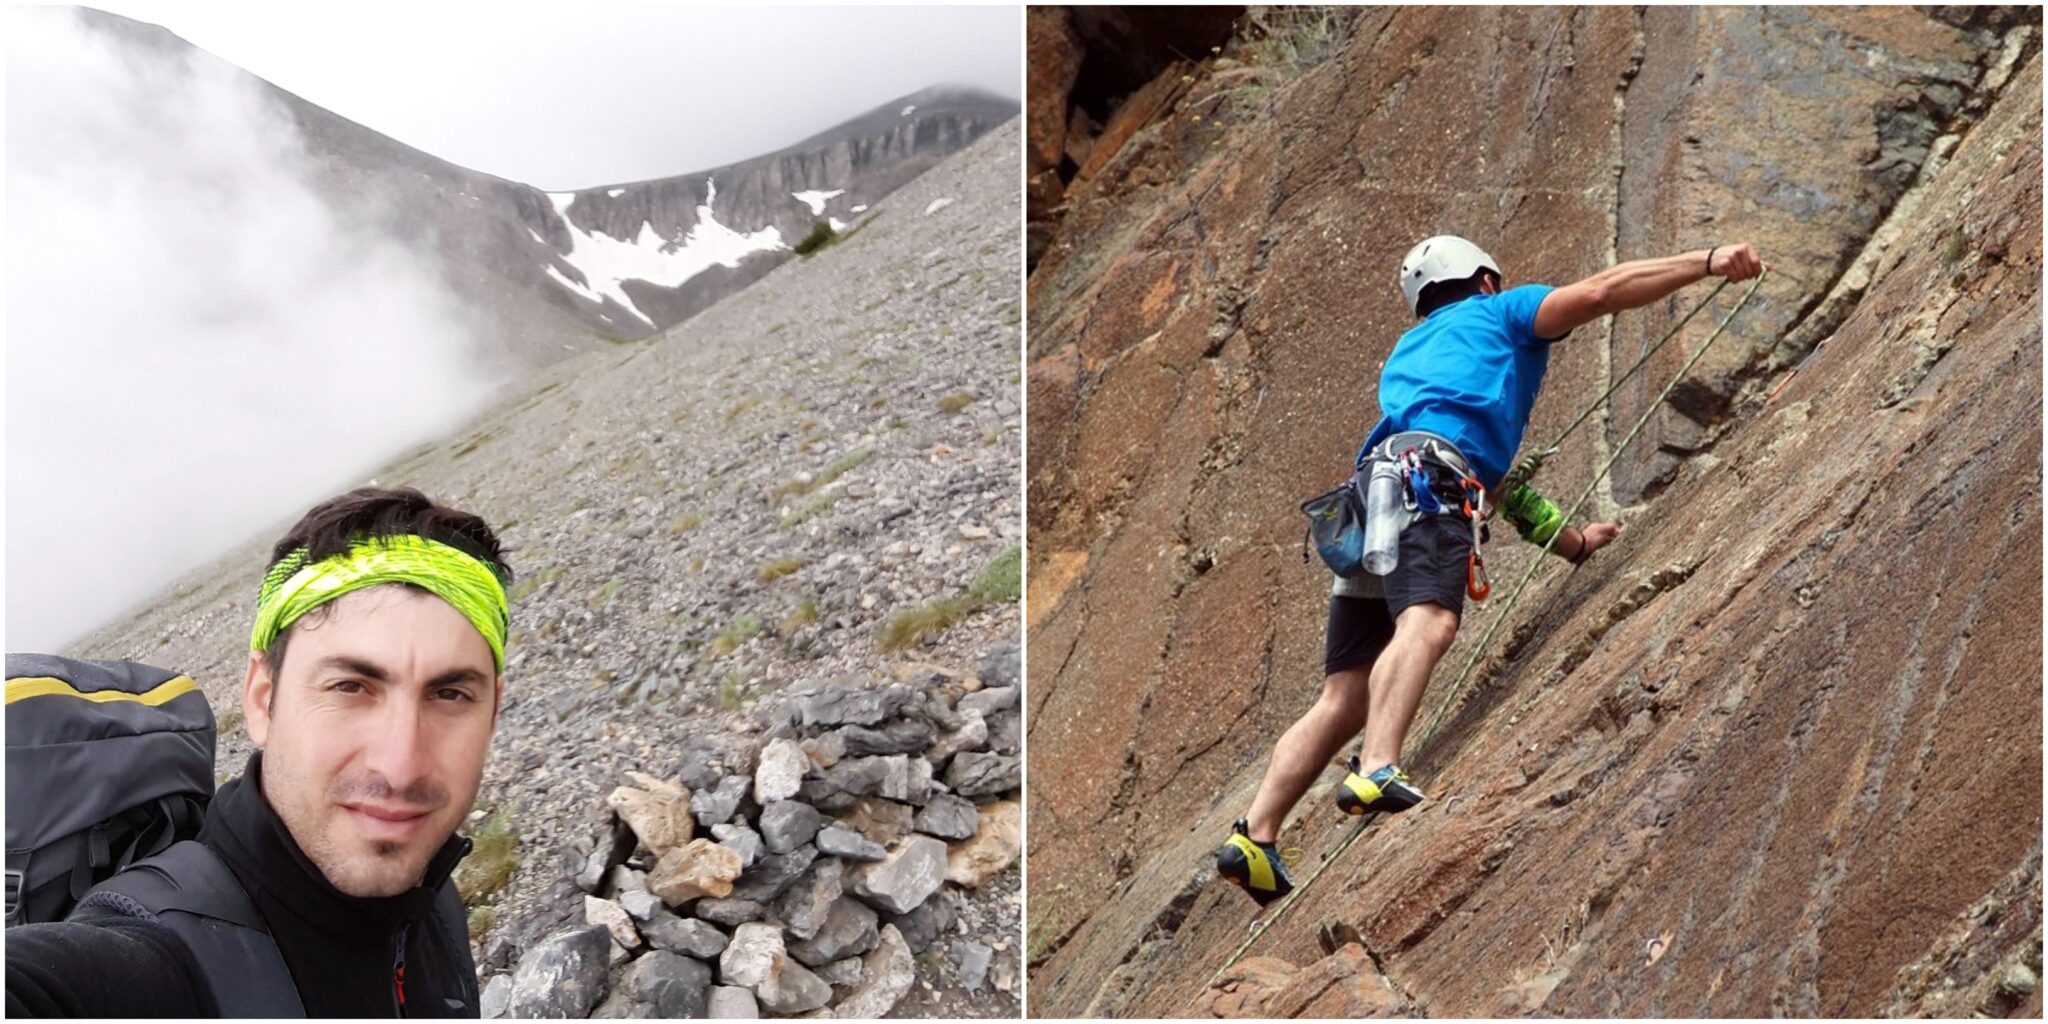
[{"x1": 1461, "y1": 474, "x2": 1491, "y2": 600}]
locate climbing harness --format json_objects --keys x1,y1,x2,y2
[{"x1": 1212, "y1": 272, "x2": 1772, "y2": 988}]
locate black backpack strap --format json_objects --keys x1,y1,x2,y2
[{"x1": 78, "y1": 841, "x2": 305, "y2": 1017}]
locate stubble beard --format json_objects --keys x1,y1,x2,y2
[{"x1": 265, "y1": 752, "x2": 456, "y2": 898}]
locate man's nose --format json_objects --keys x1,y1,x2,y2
[{"x1": 362, "y1": 694, "x2": 432, "y2": 800}]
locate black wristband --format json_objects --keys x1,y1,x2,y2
[{"x1": 1706, "y1": 246, "x2": 1719, "y2": 276}]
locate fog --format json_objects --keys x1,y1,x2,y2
[{"x1": 5, "y1": 8, "x2": 503, "y2": 650}]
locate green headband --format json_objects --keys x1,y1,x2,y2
[{"x1": 250, "y1": 534, "x2": 511, "y2": 672}]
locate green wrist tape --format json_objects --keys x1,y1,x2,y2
[
  {"x1": 1501, "y1": 484, "x2": 1566, "y2": 546},
  {"x1": 251, "y1": 534, "x2": 511, "y2": 672}
]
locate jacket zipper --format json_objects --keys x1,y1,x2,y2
[{"x1": 393, "y1": 928, "x2": 409, "y2": 1017}]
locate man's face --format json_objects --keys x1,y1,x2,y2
[{"x1": 243, "y1": 584, "x2": 501, "y2": 898}]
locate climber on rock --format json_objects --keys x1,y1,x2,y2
[{"x1": 1218, "y1": 235, "x2": 1769, "y2": 905}]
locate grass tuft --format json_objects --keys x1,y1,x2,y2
[
  {"x1": 771, "y1": 447, "x2": 874, "y2": 501},
  {"x1": 937, "y1": 392, "x2": 977, "y2": 414},
  {"x1": 712, "y1": 616, "x2": 763, "y2": 657},
  {"x1": 969, "y1": 545, "x2": 1022, "y2": 603},
  {"x1": 758, "y1": 557, "x2": 806, "y2": 583},
  {"x1": 456, "y1": 806, "x2": 519, "y2": 905},
  {"x1": 879, "y1": 597, "x2": 972, "y2": 652},
  {"x1": 780, "y1": 599, "x2": 820, "y2": 637},
  {"x1": 780, "y1": 492, "x2": 840, "y2": 529}
]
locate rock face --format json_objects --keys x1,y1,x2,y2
[
  {"x1": 1027, "y1": 6, "x2": 2043, "y2": 1019},
  {"x1": 66, "y1": 11, "x2": 1019, "y2": 365},
  {"x1": 1199, "y1": 946, "x2": 1407, "y2": 1019}
]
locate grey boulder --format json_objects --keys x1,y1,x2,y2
[
  {"x1": 642, "y1": 907, "x2": 728, "y2": 959},
  {"x1": 847, "y1": 835, "x2": 948, "y2": 914},
  {"x1": 619, "y1": 949, "x2": 712, "y2": 1018},
  {"x1": 506, "y1": 925, "x2": 611, "y2": 1019},
  {"x1": 758, "y1": 800, "x2": 822, "y2": 854},
  {"x1": 913, "y1": 793, "x2": 979, "y2": 840},
  {"x1": 945, "y1": 751, "x2": 1020, "y2": 799},
  {"x1": 816, "y1": 824, "x2": 888, "y2": 861},
  {"x1": 787, "y1": 897, "x2": 880, "y2": 967}
]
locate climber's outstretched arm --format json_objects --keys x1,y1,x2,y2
[{"x1": 1533, "y1": 243, "x2": 1768, "y2": 340}]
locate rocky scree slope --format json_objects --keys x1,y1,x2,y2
[
  {"x1": 73, "y1": 119, "x2": 1024, "y2": 1017},
  {"x1": 1025, "y1": 7, "x2": 2040, "y2": 1018},
  {"x1": 76, "y1": 7, "x2": 1014, "y2": 366}
]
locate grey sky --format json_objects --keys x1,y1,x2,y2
[{"x1": 84, "y1": 2, "x2": 1022, "y2": 190}]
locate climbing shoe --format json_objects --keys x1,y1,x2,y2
[
  {"x1": 1335, "y1": 758, "x2": 1426, "y2": 816},
  {"x1": 1216, "y1": 819, "x2": 1295, "y2": 906}
]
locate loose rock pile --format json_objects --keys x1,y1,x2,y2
[{"x1": 486, "y1": 668, "x2": 1022, "y2": 1018}]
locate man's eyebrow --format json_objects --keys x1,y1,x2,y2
[
  {"x1": 312, "y1": 654, "x2": 389, "y2": 681},
  {"x1": 425, "y1": 667, "x2": 489, "y2": 690},
  {"x1": 309, "y1": 657, "x2": 486, "y2": 690}
]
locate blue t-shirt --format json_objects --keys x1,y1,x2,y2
[{"x1": 1358, "y1": 284, "x2": 1558, "y2": 489}]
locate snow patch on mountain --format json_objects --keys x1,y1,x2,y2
[
  {"x1": 541, "y1": 177, "x2": 785, "y2": 326},
  {"x1": 544, "y1": 263, "x2": 600, "y2": 302},
  {"x1": 792, "y1": 188, "x2": 845, "y2": 215}
]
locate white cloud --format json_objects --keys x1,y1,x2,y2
[{"x1": 4, "y1": 9, "x2": 502, "y2": 650}]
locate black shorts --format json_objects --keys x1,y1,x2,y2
[{"x1": 1323, "y1": 516, "x2": 1473, "y2": 676}]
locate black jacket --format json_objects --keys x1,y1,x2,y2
[{"x1": 5, "y1": 753, "x2": 479, "y2": 1017}]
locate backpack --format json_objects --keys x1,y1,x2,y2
[
  {"x1": 5, "y1": 653, "x2": 213, "y2": 926},
  {"x1": 5, "y1": 653, "x2": 306, "y2": 1016}
]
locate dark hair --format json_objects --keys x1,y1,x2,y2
[
  {"x1": 261, "y1": 486, "x2": 512, "y2": 684},
  {"x1": 1415, "y1": 268, "x2": 1501, "y2": 318}
]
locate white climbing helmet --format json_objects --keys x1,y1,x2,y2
[{"x1": 1398, "y1": 235, "x2": 1501, "y2": 316}]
